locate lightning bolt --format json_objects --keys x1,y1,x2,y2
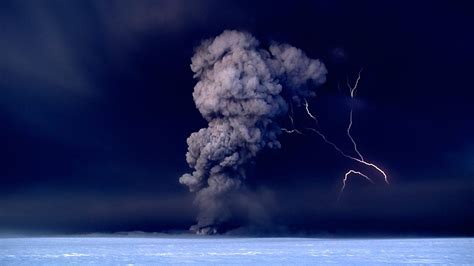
[
  {"x1": 281, "y1": 126, "x2": 303, "y2": 134},
  {"x1": 282, "y1": 102, "x2": 303, "y2": 135},
  {"x1": 344, "y1": 69, "x2": 389, "y2": 185},
  {"x1": 302, "y1": 68, "x2": 388, "y2": 199},
  {"x1": 348, "y1": 68, "x2": 363, "y2": 98},
  {"x1": 303, "y1": 101, "x2": 384, "y2": 176},
  {"x1": 338, "y1": 170, "x2": 374, "y2": 201},
  {"x1": 305, "y1": 123, "x2": 381, "y2": 199},
  {"x1": 347, "y1": 69, "x2": 364, "y2": 160},
  {"x1": 304, "y1": 98, "x2": 318, "y2": 124},
  {"x1": 304, "y1": 119, "x2": 387, "y2": 185}
]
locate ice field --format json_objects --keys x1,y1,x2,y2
[{"x1": 1, "y1": 237, "x2": 472, "y2": 265}]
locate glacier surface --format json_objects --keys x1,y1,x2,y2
[{"x1": 0, "y1": 237, "x2": 472, "y2": 265}]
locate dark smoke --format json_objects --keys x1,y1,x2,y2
[{"x1": 180, "y1": 30, "x2": 327, "y2": 234}]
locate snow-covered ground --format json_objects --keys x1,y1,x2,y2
[{"x1": 0, "y1": 237, "x2": 472, "y2": 265}]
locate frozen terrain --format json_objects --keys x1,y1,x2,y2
[{"x1": 0, "y1": 237, "x2": 472, "y2": 265}]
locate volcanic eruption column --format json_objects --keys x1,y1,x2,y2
[{"x1": 179, "y1": 30, "x2": 327, "y2": 234}]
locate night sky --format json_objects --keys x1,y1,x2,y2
[{"x1": 1, "y1": 0, "x2": 473, "y2": 236}]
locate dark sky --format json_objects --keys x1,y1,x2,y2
[{"x1": 0, "y1": 0, "x2": 473, "y2": 236}]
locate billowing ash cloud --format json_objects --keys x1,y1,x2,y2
[{"x1": 180, "y1": 30, "x2": 327, "y2": 234}]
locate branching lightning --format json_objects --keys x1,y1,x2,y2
[
  {"x1": 343, "y1": 69, "x2": 389, "y2": 185},
  {"x1": 338, "y1": 170, "x2": 374, "y2": 201},
  {"x1": 300, "y1": 69, "x2": 389, "y2": 199}
]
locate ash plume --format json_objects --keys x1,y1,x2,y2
[{"x1": 180, "y1": 30, "x2": 327, "y2": 234}]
